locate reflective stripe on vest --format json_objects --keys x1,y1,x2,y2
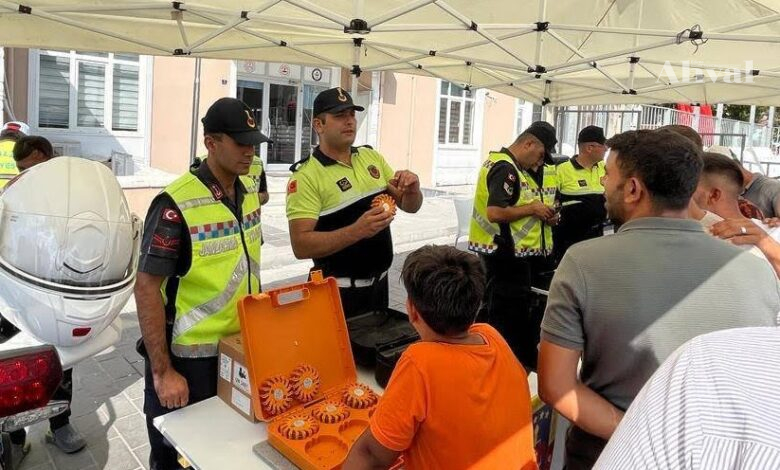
[
  {"x1": 0, "y1": 140, "x2": 19, "y2": 188},
  {"x1": 164, "y1": 172, "x2": 261, "y2": 358},
  {"x1": 469, "y1": 152, "x2": 557, "y2": 257}
]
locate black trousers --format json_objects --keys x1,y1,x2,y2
[
  {"x1": 552, "y1": 223, "x2": 604, "y2": 266},
  {"x1": 563, "y1": 425, "x2": 608, "y2": 470},
  {"x1": 1, "y1": 317, "x2": 72, "y2": 445},
  {"x1": 143, "y1": 355, "x2": 218, "y2": 470},
  {"x1": 479, "y1": 254, "x2": 553, "y2": 371},
  {"x1": 338, "y1": 276, "x2": 390, "y2": 320}
]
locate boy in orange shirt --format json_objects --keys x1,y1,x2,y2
[{"x1": 343, "y1": 245, "x2": 538, "y2": 470}]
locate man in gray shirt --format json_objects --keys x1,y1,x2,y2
[
  {"x1": 538, "y1": 129, "x2": 780, "y2": 470},
  {"x1": 742, "y1": 169, "x2": 780, "y2": 218}
]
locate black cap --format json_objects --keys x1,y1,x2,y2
[
  {"x1": 523, "y1": 121, "x2": 558, "y2": 164},
  {"x1": 577, "y1": 125, "x2": 606, "y2": 145},
  {"x1": 313, "y1": 87, "x2": 365, "y2": 116},
  {"x1": 201, "y1": 97, "x2": 271, "y2": 146}
]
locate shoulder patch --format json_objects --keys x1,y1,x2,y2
[{"x1": 287, "y1": 180, "x2": 298, "y2": 194}]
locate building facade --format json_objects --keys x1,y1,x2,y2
[{"x1": 3, "y1": 49, "x2": 533, "y2": 216}]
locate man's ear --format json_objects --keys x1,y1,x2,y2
[
  {"x1": 312, "y1": 117, "x2": 325, "y2": 134},
  {"x1": 624, "y1": 176, "x2": 642, "y2": 204},
  {"x1": 204, "y1": 135, "x2": 217, "y2": 152},
  {"x1": 709, "y1": 188, "x2": 722, "y2": 205},
  {"x1": 406, "y1": 298, "x2": 418, "y2": 323}
]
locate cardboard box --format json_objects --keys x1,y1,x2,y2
[{"x1": 217, "y1": 334, "x2": 259, "y2": 423}]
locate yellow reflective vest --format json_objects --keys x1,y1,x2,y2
[
  {"x1": 469, "y1": 151, "x2": 557, "y2": 257},
  {"x1": 0, "y1": 139, "x2": 19, "y2": 188},
  {"x1": 163, "y1": 172, "x2": 262, "y2": 358}
]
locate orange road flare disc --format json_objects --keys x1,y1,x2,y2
[
  {"x1": 371, "y1": 194, "x2": 397, "y2": 214},
  {"x1": 279, "y1": 414, "x2": 319, "y2": 440},
  {"x1": 290, "y1": 364, "x2": 321, "y2": 402},
  {"x1": 260, "y1": 375, "x2": 293, "y2": 416},
  {"x1": 312, "y1": 401, "x2": 350, "y2": 424},
  {"x1": 342, "y1": 383, "x2": 377, "y2": 409}
]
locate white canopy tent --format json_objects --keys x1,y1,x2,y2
[{"x1": 1, "y1": 0, "x2": 780, "y2": 106}]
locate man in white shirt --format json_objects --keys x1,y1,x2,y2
[{"x1": 594, "y1": 326, "x2": 780, "y2": 470}]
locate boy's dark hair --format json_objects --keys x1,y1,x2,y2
[
  {"x1": 605, "y1": 129, "x2": 703, "y2": 210},
  {"x1": 701, "y1": 151, "x2": 744, "y2": 192},
  {"x1": 656, "y1": 124, "x2": 703, "y2": 148},
  {"x1": 401, "y1": 245, "x2": 485, "y2": 336},
  {"x1": 13, "y1": 135, "x2": 54, "y2": 162}
]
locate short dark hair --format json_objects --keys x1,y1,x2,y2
[
  {"x1": 401, "y1": 245, "x2": 485, "y2": 336},
  {"x1": 606, "y1": 129, "x2": 703, "y2": 210},
  {"x1": 656, "y1": 125, "x2": 703, "y2": 148},
  {"x1": 13, "y1": 135, "x2": 53, "y2": 162},
  {"x1": 701, "y1": 151, "x2": 744, "y2": 190}
]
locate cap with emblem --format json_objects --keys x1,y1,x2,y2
[
  {"x1": 523, "y1": 121, "x2": 558, "y2": 165},
  {"x1": 577, "y1": 125, "x2": 606, "y2": 145},
  {"x1": 313, "y1": 87, "x2": 365, "y2": 116},
  {"x1": 201, "y1": 97, "x2": 272, "y2": 146}
]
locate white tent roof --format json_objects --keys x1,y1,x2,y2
[{"x1": 3, "y1": 0, "x2": 780, "y2": 105}]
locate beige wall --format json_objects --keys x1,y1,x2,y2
[
  {"x1": 123, "y1": 187, "x2": 161, "y2": 220},
  {"x1": 481, "y1": 91, "x2": 517, "y2": 158},
  {"x1": 4, "y1": 49, "x2": 29, "y2": 124},
  {"x1": 148, "y1": 57, "x2": 232, "y2": 174},
  {"x1": 377, "y1": 73, "x2": 436, "y2": 187}
]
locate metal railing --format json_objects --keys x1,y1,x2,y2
[{"x1": 552, "y1": 104, "x2": 772, "y2": 163}]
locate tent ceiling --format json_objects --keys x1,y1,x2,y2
[{"x1": 3, "y1": 0, "x2": 780, "y2": 105}]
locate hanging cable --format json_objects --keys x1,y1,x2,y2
[{"x1": 676, "y1": 24, "x2": 708, "y2": 53}]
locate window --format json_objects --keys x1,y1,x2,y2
[
  {"x1": 37, "y1": 51, "x2": 141, "y2": 132},
  {"x1": 532, "y1": 104, "x2": 543, "y2": 123},
  {"x1": 515, "y1": 99, "x2": 526, "y2": 135},
  {"x1": 438, "y1": 81, "x2": 475, "y2": 146}
]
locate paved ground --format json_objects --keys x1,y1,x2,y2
[{"x1": 17, "y1": 178, "x2": 465, "y2": 470}]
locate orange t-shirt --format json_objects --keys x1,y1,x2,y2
[{"x1": 369, "y1": 323, "x2": 537, "y2": 470}]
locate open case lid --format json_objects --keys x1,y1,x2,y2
[{"x1": 238, "y1": 272, "x2": 357, "y2": 422}]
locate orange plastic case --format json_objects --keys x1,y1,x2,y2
[{"x1": 238, "y1": 272, "x2": 380, "y2": 469}]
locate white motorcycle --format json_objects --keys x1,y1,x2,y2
[{"x1": 0, "y1": 157, "x2": 141, "y2": 469}]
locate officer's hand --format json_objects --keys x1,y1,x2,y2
[
  {"x1": 530, "y1": 201, "x2": 555, "y2": 220},
  {"x1": 389, "y1": 170, "x2": 420, "y2": 194},
  {"x1": 353, "y1": 206, "x2": 394, "y2": 240},
  {"x1": 711, "y1": 218, "x2": 769, "y2": 247},
  {"x1": 153, "y1": 369, "x2": 190, "y2": 409},
  {"x1": 546, "y1": 213, "x2": 561, "y2": 226}
]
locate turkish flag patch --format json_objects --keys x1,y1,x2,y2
[
  {"x1": 161, "y1": 208, "x2": 181, "y2": 223},
  {"x1": 287, "y1": 180, "x2": 298, "y2": 194}
]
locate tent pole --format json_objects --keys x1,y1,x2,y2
[
  {"x1": 546, "y1": 30, "x2": 630, "y2": 92},
  {"x1": 367, "y1": 44, "x2": 453, "y2": 82},
  {"x1": 367, "y1": 28, "x2": 535, "y2": 71},
  {"x1": 435, "y1": 0, "x2": 533, "y2": 67},
  {"x1": 534, "y1": 0, "x2": 546, "y2": 65},
  {"x1": 8, "y1": 4, "x2": 170, "y2": 53},
  {"x1": 189, "y1": 58, "x2": 202, "y2": 164}
]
